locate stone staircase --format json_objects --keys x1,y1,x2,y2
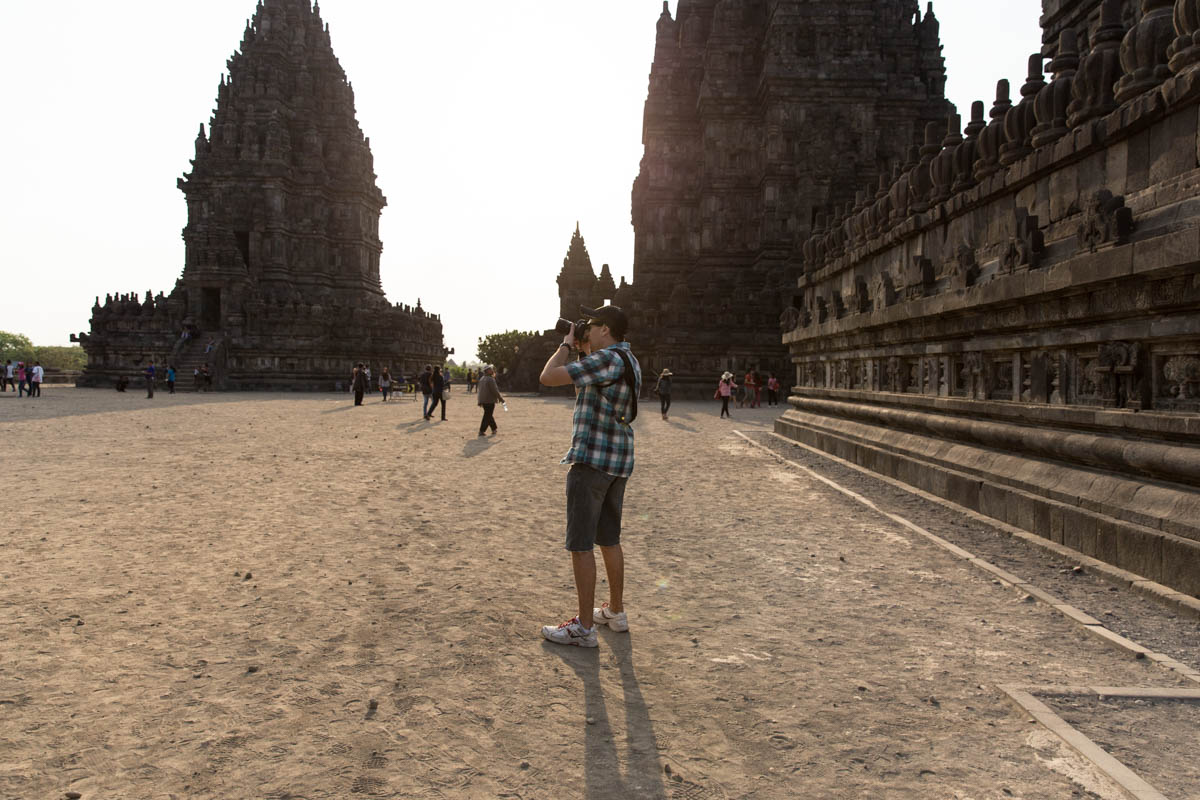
[{"x1": 171, "y1": 335, "x2": 218, "y2": 391}]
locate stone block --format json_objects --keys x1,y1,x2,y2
[
  {"x1": 1016, "y1": 497, "x2": 1053, "y2": 539},
  {"x1": 1160, "y1": 532, "x2": 1200, "y2": 598},
  {"x1": 1124, "y1": 127, "x2": 1151, "y2": 193},
  {"x1": 1061, "y1": 506, "x2": 1099, "y2": 554},
  {"x1": 1093, "y1": 517, "x2": 1121, "y2": 564},
  {"x1": 1105, "y1": 139, "x2": 1128, "y2": 193},
  {"x1": 1113, "y1": 524, "x2": 1164, "y2": 583},
  {"x1": 979, "y1": 482, "x2": 1015, "y2": 524},
  {"x1": 945, "y1": 472, "x2": 981, "y2": 511}
]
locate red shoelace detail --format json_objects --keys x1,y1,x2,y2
[{"x1": 557, "y1": 617, "x2": 580, "y2": 629}]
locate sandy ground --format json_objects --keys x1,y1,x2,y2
[{"x1": 0, "y1": 386, "x2": 1193, "y2": 800}]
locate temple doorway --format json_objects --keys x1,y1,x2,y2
[{"x1": 201, "y1": 288, "x2": 222, "y2": 330}]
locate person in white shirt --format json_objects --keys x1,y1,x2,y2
[
  {"x1": 29, "y1": 361, "x2": 44, "y2": 398},
  {"x1": 2, "y1": 360, "x2": 12, "y2": 392}
]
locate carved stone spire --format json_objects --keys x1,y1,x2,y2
[
  {"x1": 1115, "y1": 0, "x2": 1175, "y2": 103},
  {"x1": 974, "y1": 80, "x2": 1012, "y2": 181},
  {"x1": 1069, "y1": 0, "x2": 1125, "y2": 128},
  {"x1": 1032, "y1": 30, "x2": 1080, "y2": 148},
  {"x1": 999, "y1": 54, "x2": 1046, "y2": 165}
]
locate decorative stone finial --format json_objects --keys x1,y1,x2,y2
[
  {"x1": 1032, "y1": 30, "x2": 1080, "y2": 148},
  {"x1": 1069, "y1": 0, "x2": 1125, "y2": 127},
  {"x1": 974, "y1": 80, "x2": 1011, "y2": 181},
  {"x1": 999, "y1": 54, "x2": 1046, "y2": 165},
  {"x1": 1169, "y1": 0, "x2": 1200, "y2": 75},
  {"x1": 1115, "y1": 0, "x2": 1175, "y2": 103},
  {"x1": 952, "y1": 101, "x2": 986, "y2": 194},
  {"x1": 930, "y1": 114, "x2": 963, "y2": 204}
]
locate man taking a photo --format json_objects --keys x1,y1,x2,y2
[{"x1": 538, "y1": 305, "x2": 641, "y2": 647}]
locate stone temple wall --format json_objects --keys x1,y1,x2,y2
[
  {"x1": 777, "y1": 0, "x2": 1200, "y2": 599},
  {"x1": 75, "y1": 0, "x2": 444, "y2": 389}
]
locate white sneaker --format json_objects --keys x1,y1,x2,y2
[
  {"x1": 593, "y1": 603, "x2": 628, "y2": 633},
  {"x1": 541, "y1": 616, "x2": 598, "y2": 647}
]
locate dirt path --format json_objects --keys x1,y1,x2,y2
[{"x1": 0, "y1": 389, "x2": 1191, "y2": 799}]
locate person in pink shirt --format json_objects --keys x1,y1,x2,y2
[
  {"x1": 16, "y1": 362, "x2": 26, "y2": 397},
  {"x1": 716, "y1": 371, "x2": 737, "y2": 418},
  {"x1": 767, "y1": 373, "x2": 781, "y2": 406}
]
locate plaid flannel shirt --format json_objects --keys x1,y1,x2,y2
[{"x1": 562, "y1": 342, "x2": 642, "y2": 478}]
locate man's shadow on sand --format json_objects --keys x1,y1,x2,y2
[
  {"x1": 461, "y1": 436, "x2": 497, "y2": 457},
  {"x1": 543, "y1": 634, "x2": 666, "y2": 800}
]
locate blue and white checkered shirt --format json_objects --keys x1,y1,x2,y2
[{"x1": 562, "y1": 342, "x2": 642, "y2": 478}]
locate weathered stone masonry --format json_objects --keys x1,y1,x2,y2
[
  {"x1": 75, "y1": 0, "x2": 444, "y2": 389},
  {"x1": 778, "y1": 0, "x2": 1200, "y2": 598}
]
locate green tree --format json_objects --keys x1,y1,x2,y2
[
  {"x1": 476, "y1": 329, "x2": 540, "y2": 375},
  {"x1": 0, "y1": 331, "x2": 35, "y2": 364},
  {"x1": 34, "y1": 345, "x2": 87, "y2": 371}
]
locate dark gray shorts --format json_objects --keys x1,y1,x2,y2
[{"x1": 565, "y1": 463, "x2": 627, "y2": 552}]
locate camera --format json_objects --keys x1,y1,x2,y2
[{"x1": 554, "y1": 318, "x2": 591, "y2": 339}]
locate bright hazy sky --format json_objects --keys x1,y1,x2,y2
[{"x1": 0, "y1": 1, "x2": 1042, "y2": 360}]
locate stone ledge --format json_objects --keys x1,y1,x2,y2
[
  {"x1": 786, "y1": 395, "x2": 1200, "y2": 490},
  {"x1": 775, "y1": 411, "x2": 1200, "y2": 597}
]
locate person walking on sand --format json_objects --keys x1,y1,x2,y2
[
  {"x1": 144, "y1": 361, "x2": 156, "y2": 399},
  {"x1": 476, "y1": 365, "x2": 504, "y2": 436},
  {"x1": 538, "y1": 304, "x2": 640, "y2": 647},
  {"x1": 716, "y1": 371, "x2": 736, "y2": 418},
  {"x1": 352, "y1": 362, "x2": 368, "y2": 406},
  {"x1": 425, "y1": 366, "x2": 445, "y2": 420},
  {"x1": 379, "y1": 368, "x2": 393, "y2": 402},
  {"x1": 29, "y1": 361, "x2": 43, "y2": 397},
  {"x1": 16, "y1": 362, "x2": 26, "y2": 397},
  {"x1": 166, "y1": 364, "x2": 177, "y2": 395},
  {"x1": 654, "y1": 368, "x2": 673, "y2": 420},
  {"x1": 418, "y1": 365, "x2": 433, "y2": 418},
  {"x1": 2, "y1": 360, "x2": 13, "y2": 392}
]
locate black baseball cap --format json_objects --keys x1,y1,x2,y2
[{"x1": 580, "y1": 304, "x2": 628, "y2": 338}]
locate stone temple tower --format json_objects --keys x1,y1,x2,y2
[
  {"x1": 76, "y1": 0, "x2": 445, "y2": 389},
  {"x1": 622, "y1": 0, "x2": 951, "y2": 391},
  {"x1": 556, "y1": 223, "x2": 600, "y2": 319}
]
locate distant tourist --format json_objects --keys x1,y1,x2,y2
[
  {"x1": 115, "y1": 375, "x2": 129, "y2": 392},
  {"x1": 29, "y1": 361, "x2": 43, "y2": 397},
  {"x1": 466, "y1": 369, "x2": 476, "y2": 393},
  {"x1": 752, "y1": 368, "x2": 763, "y2": 408},
  {"x1": 655, "y1": 368, "x2": 673, "y2": 421},
  {"x1": 352, "y1": 362, "x2": 368, "y2": 406},
  {"x1": 167, "y1": 364, "x2": 177, "y2": 394},
  {"x1": 418, "y1": 365, "x2": 433, "y2": 418},
  {"x1": 716, "y1": 371, "x2": 736, "y2": 418},
  {"x1": 144, "y1": 361, "x2": 156, "y2": 399},
  {"x1": 2, "y1": 360, "x2": 12, "y2": 392},
  {"x1": 193, "y1": 366, "x2": 201, "y2": 391},
  {"x1": 379, "y1": 368, "x2": 393, "y2": 402},
  {"x1": 742, "y1": 369, "x2": 758, "y2": 408},
  {"x1": 202, "y1": 364, "x2": 213, "y2": 391},
  {"x1": 425, "y1": 366, "x2": 445, "y2": 421},
  {"x1": 204, "y1": 338, "x2": 215, "y2": 355},
  {"x1": 476, "y1": 365, "x2": 504, "y2": 436},
  {"x1": 537, "y1": 306, "x2": 640, "y2": 647},
  {"x1": 767, "y1": 373, "x2": 780, "y2": 406}
]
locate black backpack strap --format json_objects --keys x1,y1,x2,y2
[{"x1": 610, "y1": 350, "x2": 637, "y2": 424}]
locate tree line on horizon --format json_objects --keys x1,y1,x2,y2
[{"x1": 0, "y1": 331, "x2": 86, "y2": 371}]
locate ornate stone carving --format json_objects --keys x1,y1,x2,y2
[
  {"x1": 964, "y1": 351, "x2": 989, "y2": 399},
  {"x1": 1001, "y1": 208, "x2": 1045, "y2": 272},
  {"x1": 1169, "y1": 0, "x2": 1200, "y2": 74},
  {"x1": 871, "y1": 271, "x2": 897, "y2": 310},
  {"x1": 951, "y1": 244, "x2": 979, "y2": 289},
  {"x1": 779, "y1": 305, "x2": 802, "y2": 332},
  {"x1": 854, "y1": 276, "x2": 871, "y2": 313},
  {"x1": 1162, "y1": 355, "x2": 1200, "y2": 398},
  {"x1": 908, "y1": 256, "x2": 936, "y2": 298},
  {"x1": 1070, "y1": 0, "x2": 1126, "y2": 127},
  {"x1": 909, "y1": 122, "x2": 942, "y2": 214},
  {"x1": 1032, "y1": 30, "x2": 1080, "y2": 148},
  {"x1": 930, "y1": 114, "x2": 963, "y2": 205},
  {"x1": 1000, "y1": 54, "x2": 1046, "y2": 165},
  {"x1": 952, "y1": 102, "x2": 986, "y2": 194},
  {"x1": 1097, "y1": 341, "x2": 1146, "y2": 408},
  {"x1": 1076, "y1": 190, "x2": 1135, "y2": 252},
  {"x1": 1115, "y1": 0, "x2": 1176, "y2": 103},
  {"x1": 974, "y1": 80, "x2": 1012, "y2": 182}
]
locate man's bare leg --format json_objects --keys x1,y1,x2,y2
[
  {"x1": 571, "y1": 551, "x2": 597, "y2": 628},
  {"x1": 598, "y1": 544, "x2": 624, "y2": 613}
]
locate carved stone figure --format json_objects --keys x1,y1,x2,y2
[{"x1": 1076, "y1": 190, "x2": 1135, "y2": 252}]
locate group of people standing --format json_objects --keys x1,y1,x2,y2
[
  {"x1": 715, "y1": 368, "x2": 781, "y2": 418},
  {"x1": 348, "y1": 363, "x2": 503, "y2": 435},
  {"x1": 3, "y1": 360, "x2": 43, "y2": 397}
]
